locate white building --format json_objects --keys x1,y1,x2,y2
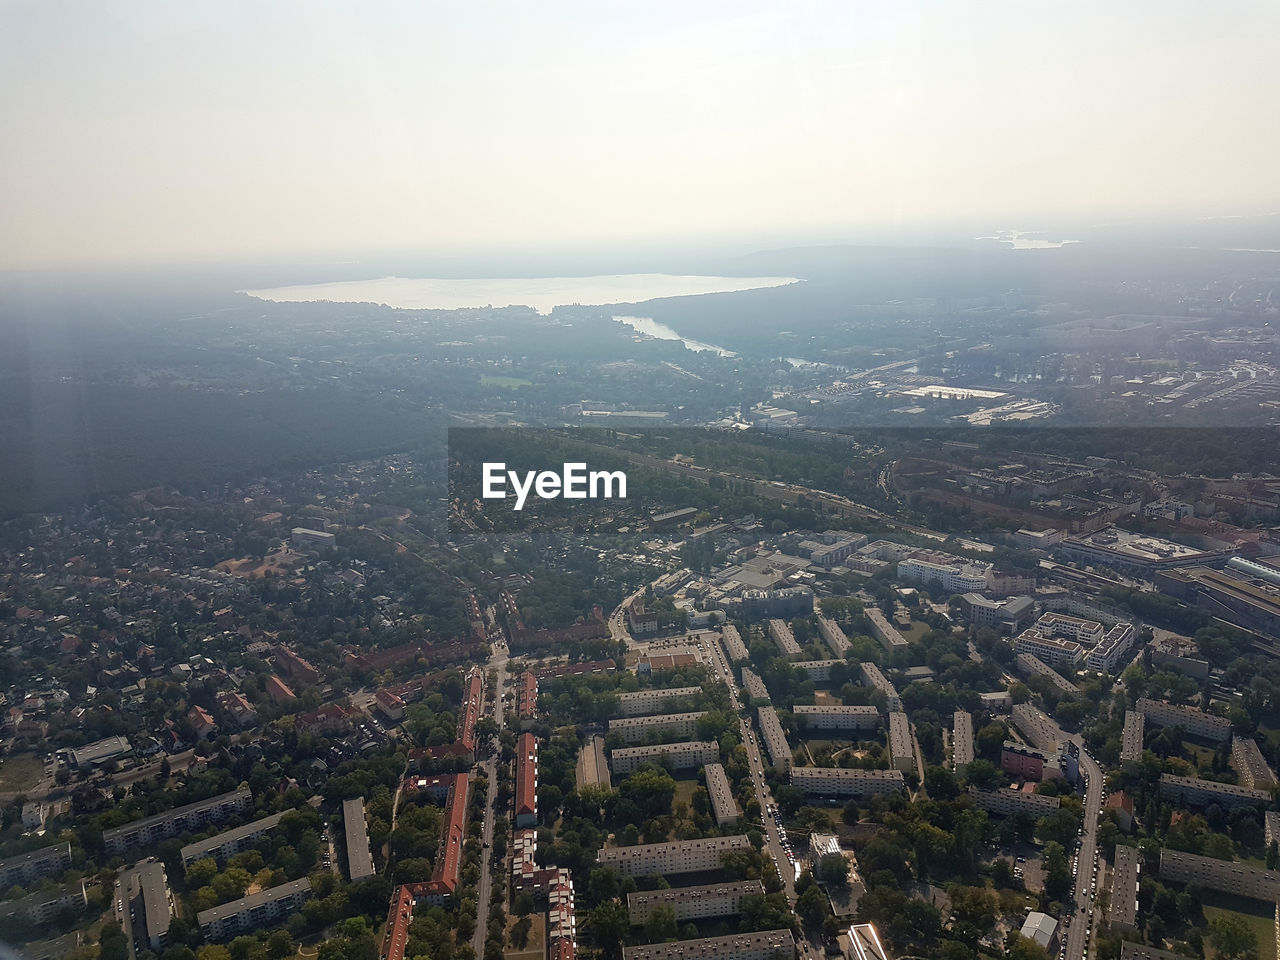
[
  {"x1": 757, "y1": 707, "x2": 792, "y2": 773},
  {"x1": 626, "y1": 880, "x2": 763, "y2": 924},
  {"x1": 817, "y1": 617, "x2": 852, "y2": 656},
  {"x1": 609, "y1": 712, "x2": 707, "y2": 744},
  {"x1": 767, "y1": 619, "x2": 802, "y2": 658},
  {"x1": 888, "y1": 712, "x2": 914, "y2": 774},
  {"x1": 1137, "y1": 698, "x2": 1231, "y2": 743},
  {"x1": 597, "y1": 835, "x2": 751, "y2": 878},
  {"x1": 704, "y1": 762, "x2": 741, "y2": 826},
  {"x1": 952, "y1": 711, "x2": 974, "y2": 772},
  {"x1": 621, "y1": 930, "x2": 795, "y2": 960},
  {"x1": 616, "y1": 686, "x2": 703, "y2": 718},
  {"x1": 968, "y1": 786, "x2": 1060, "y2": 818},
  {"x1": 611, "y1": 741, "x2": 718, "y2": 776},
  {"x1": 793, "y1": 704, "x2": 880, "y2": 732},
  {"x1": 790, "y1": 767, "x2": 905, "y2": 798}
]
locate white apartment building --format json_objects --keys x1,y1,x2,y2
[
  {"x1": 888, "y1": 712, "x2": 914, "y2": 774},
  {"x1": 181, "y1": 812, "x2": 287, "y2": 866},
  {"x1": 611, "y1": 741, "x2": 718, "y2": 776},
  {"x1": 793, "y1": 704, "x2": 881, "y2": 732},
  {"x1": 968, "y1": 786, "x2": 1061, "y2": 818},
  {"x1": 609, "y1": 712, "x2": 707, "y2": 744},
  {"x1": 1035, "y1": 612, "x2": 1104, "y2": 644},
  {"x1": 768, "y1": 619, "x2": 802, "y2": 658},
  {"x1": 792, "y1": 660, "x2": 844, "y2": 682},
  {"x1": 1015, "y1": 653, "x2": 1077, "y2": 694},
  {"x1": 757, "y1": 707, "x2": 792, "y2": 773},
  {"x1": 865, "y1": 608, "x2": 908, "y2": 651},
  {"x1": 197, "y1": 878, "x2": 314, "y2": 940},
  {"x1": 1087, "y1": 622, "x2": 1141, "y2": 673},
  {"x1": 720, "y1": 625, "x2": 750, "y2": 663},
  {"x1": 704, "y1": 763, "x2": 741, "y2": 826},
  {"x1": 790, "y1": 767, "x2": 906, "y2": 798},
  {"x1": 1232, "y1": 736, "x2": 1278, "y2": 789},
  {"x1": 616, "y1": 686, "x2": 703, "y2": 718},
  {"x1": 597, "y1": 835, "x2": 751, "y2": 878},
  {"x1": 817, "y1": 617, "x2": 852, "y2": 656},
  {"x1": 627, "y1": 880, "x2": 764, "y2": 924},
  {"x1": 898, "y1": 556, "x2": 991, "y2": 593},
  {"x1": 1012, "y1": 703, "x2": 1062, "y2": 752},
  {"x1": 0, "y1": 842, "x2": 72, "y2": 890},
  {"x1": 1013, "y1": 631, "x2": 1084, "y2": 669},
  {"x1": 1121, "y1": 710, "x2": 1145, "y2": 765},
  {"x1": 104, "y1": 788, "x2": 253, "y2": 855},
  {"x1": 741, "y1": 668, "x2": 770, "y2": 702},
  {"x1": 859, "y1": 662, "x2": 902, "y2": 712},
  {"x1": 1137, "y1": 698, "x2": 1232, "y2": 743}
]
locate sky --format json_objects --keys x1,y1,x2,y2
[{"x1": 2, "y1": 0, "x2": 1278, "y2": 269}]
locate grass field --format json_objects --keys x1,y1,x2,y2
[
  {"x1": 1203, "y1": 892, "x2": 1276, "y2": 960},
  {"x1": 0, "y1": 752, "x2": 44, "y2": 791}
]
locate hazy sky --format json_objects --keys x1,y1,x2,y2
[{"x1": 2, "y1": 0, "x2": 1278, "y2": 268}]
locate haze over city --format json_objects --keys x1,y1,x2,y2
[{"x1": 2, "y1": 0, "x2": 1279, "y2": 269}]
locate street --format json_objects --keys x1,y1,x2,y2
[
  {"x1": 1063, "y1": 736, "x2": 1103, "y2": 960},
  {"x1": 472, "y1": 647, "x2": 508, "y2": 959}
]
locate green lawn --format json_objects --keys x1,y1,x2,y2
[
  {"x1": 0, "y1": 752, "x2": 44, "y2": 791},
  {"x1": 1202, "y1": 894, "x2": 1276, "y2": 960}
]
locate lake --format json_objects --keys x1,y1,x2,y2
[
  {"x1": 614, "y1": 315, "x2": 737, "y2": 357},
  {"x1": 242, "y1": 273, "x2": 799, "y2": 315}
]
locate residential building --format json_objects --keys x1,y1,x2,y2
[
  {"x1": 741, "y1": 668, "x2": 769, "y2": 702},
  {"x1": 1087, "y1": 622, "x2": 1141, "y2": 673},
  {"x1": 1013, "y1": 631, "x2": 1084, "y2": 669},
  {"x1": 704, "y1": 762, "x2": 741, "y2": 826},
  {"x1": 188, "y1": 705, "x2": 218, "y2": 740},
  {"x1": 126, "y1": 860, "x2": 173, "y2": 955},
  {"x1": 1002, "y1": 742, "x2": 1056, "y2": 782},
  {"x1": 865, "y1": 609, "x2": 908, "y2": 651},
  {"x1": 597, "y1": 835, "x2": 751, "y2": 878},
  {"x1": 181, "y1": 811, "x2": 287, "y2": 866},
  {"x1": 1015, "y1": 528, "x2": 1064, "y2": 550},
  {"x1": 757, "y1": 707, "x2": 792, "y2": 773},
  {"x1": 720, "y1": 625, "x2": 750, "y2": 663},
  {"x1": 517, "y1": 671, "x2": 538, "y2": 727},
  {"x1": 609, "y1": 712, "x2": 706, "y2": 744},
  {"x1": 859, "y1": 662, "x2": 901, "y2": 712},
  {"x1": 621, "y1": 929, "x2": 795, "y2": 960},
  {"x1": 344, "y1": 797, "x2": 375, "y2": 881},
  {"x1": 1159, "y1": 773, "x2": 1270, "y2": 810},
  {"x1": 846, "y1": 924, "x2": 890, "y2": 960},
  {"x1": 790, "y1": 767, "x2": 906, "y2": 798},
  {"x1": 374, "y1": 688, "x2": 406, "y2": 721},
  {"x1": 0, "y1": 882, "x2": 88, "y2": 925},
  {"x1": 952, "y1": 711, "x2": 974, "y2": 772},
  {"x1": 968, "y1": 786, "x2": 1061, "y2": 818},
  {"x1": 615, "y1": 686, "x2": 702, "y2": 718},
  {"x1": 1011, "y1": 703, "x2": 1062, "y2": 752},
  {"x1": 265, "y1": 676, "x2": 297, "y2": 704},
  {"x1": 1233, "y1": 736, "x2": 1278, "y2": 789},
  {"x1": 627, "y1": 880, "x2": 764, "y2": 924},
  {"x1": 1021, "y1": 912, "x2": 1058, "y2": 953},
  {"x1": 218, "y1": 691, "x2": 258, "y2": 726},
  {"x1": 104, "y1": 788, "x2": 252, "y2": 855},
  {"x1": 0, "y1": 842, "x2": 71, "y2": 890},
  {"x1": 291, "y1": 527, "x2": 335, "y2": 551},
  {"x1": 1015, "y1": 653, "x2": 1077, "y2": 694},
  {"x1": 898, "y1": 556, "x2": 991, "y2": 593},
  {"x1": 576, "y1": 735, "x2": 609, "y2": 789},
  {"x1": 1120, "y1": 945, "x2": 1186, "y2": 960},
  {"x1": 197, "y1": 878, "x2": 314, "y2": 940},
  {"x1": 1109, "y1": 846, "x2": 1140, "y2": 934},
  {"x1": 1267, "y1": 810, "x2": 1280, "y2": 850},
  {"x1": 792, "y1": 660, "x2": 844, "y2": 682},
  {"x1": 962, "y1": 594, "x2": 1035, "y2": 634},
  {"x1": 1159, "y1": 848, "x2": 1280, "y2": 900},
  {"x1": 793, "y1": 704, "x2": 880, "y2": 732},
  {"x1": 767, "y1": 619, "x2": 802, "y2": 658},
  {"x1": 1121, "y1": 710, "x2": 1145, "y2": 765},
  {"x1": 1137, "y1": 698, "x2": 1232, "y2": 742},
  {"x1": 457, "y1": 666, "x2": 485, "y2": 757},
  {"x1": 817, "y1": 617, "x2": 852, "y2": 656},
  {"x1": 611, "y1": 741, "x2": 717, "y2": 776},
  {"x1": 888, "y1": 712, "x2": 914, "y2": 774},
  {"x1": 516, "y1": 733, "x2": 538, "y2": 827},
  {"x1": 1035, "y1": 612, "x2": 1104, "y2": 644}
]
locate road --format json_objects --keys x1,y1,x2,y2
[
  {"x1": 1063, "y1": 735, "x2": 1103, "y2": 960},
  {"x1": 472, "y1": 648, "x2": 509, "y2": 960}
]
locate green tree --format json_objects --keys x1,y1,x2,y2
[
  {"x1": 643, "y1": 904, "x2": 678, "y2": 943},
  {"x1": 1208, "y1": 914, "x2": 1258, "y2": 960},
  {"x1": 796, "y1": 885, "x2": 828, "y2": 926}
]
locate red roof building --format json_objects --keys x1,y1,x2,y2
[
  {"x1": 516, "y1": 733, "x2": 538, "y2": 828},
  {"x1": 517, "y1": 672, "x2": 538, "y2": 728},
  {"x1": 374, "y1": 688, "x2": 406, "y2": 721},
  {"x1": 266, "y1": 675, "x2": 297, "y2": 704},
  {"x1": 457, "y1": 667, "x2": 484, "y2": 756}
]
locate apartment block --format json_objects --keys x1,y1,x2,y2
[
  {"x1": 612, "y1": 741, "x2": 718, "y2": 776},
  {"x1": 0, "y1": 882, "x2": 88, "y2": 925},
  {"x1": 609, "y1": 712, "x2": 706, "y2": 744},
  {"x1": 516, "y1": 733, "x2": 538, "y2": 827},
  {"x1": 704, "y1": 763, "x2": 741, "y2": 826},
  {"x1": 1120, "y1": 945, "x2": 1186, "y2": 960},
  {"x1": 517, "y1": 671, "x2": 538, "y2": 727},
  {"x1": 1016, "y1": 653, "x2": 1077, "y2": 694},
  {"x1": 1013, "y1": 631, "x2": 1084, "y2": 669},
  {"x1": 768, "y1": 619, "x2": 802, "y2": 658},
  {"x1": 888, "y1": 712, "x2": 914, "y2": 774},
  {"x1": 1109, "y1": 845, "x2": 1140, "y2": 934},
  {"x1": 1267, "y1": 810, "x2": 1280, "y2": 850},
  {"x1": 741, "y1": 668, "x2": 770, "y2": 703},
  {"x1": 898, "y1": 556, "x2": 991, "y2": 593},
  {"x1": 952, "y1": 711, "x2": 974, "y2": 772},
  {"x1": 1137, "y1": 698, "x2": 1231, "y2": 742},
  {"x1": 817, "y1": 617, "x2": 852, "y2": 656},
  {"x1": 344, "y1": 797, "x2": 375, "y2": 881},
  {"x1": 181, "y1": 811, "x2": 287, "y2": 866},
  {"x1": 859, "y1": 662, "x2": 901, "y2": 712},
  {"x1": 104, "y1": 788, "x2": 253, "y2": 855},
  {"x1": 792, "y1": 659, "x2": 844, "y2": 682},
  {"x1": 757, "y1": 707, "x2": 792, "y2": 773},
  {"x1": 720, "y1": 625, "x2": 750, "y2": 663},
  {"x1": 1121, "y1": 710, "x2": 1145, "y2": 765},
  {"x1": 627, "y1": 879, "x2": 764, "y2": 924},
  {"x1": 865, "y1": 608, "x2": 908, "y2": 651},
  {"x1": 962, "y1": 594, "x2": 1035, "y2": 634},
  {"x1": 616, "y1": 686, "x2": 703, "y2": 718},
  {"x1": 1012, "y1": 703, "x2": 1062, "y2": 752},
  {"x1": 1087, "y1": 623, "x2": 1141, "y2": 673},
  {"x1": 621, "y1": 929, "x2": 795, "y2": 960},
  {"x1": 790, "y1": 767, "x2": 906, "y2": 798},
  {"x1": 197, "y1": 878, "x2": 314, "y2": 940},
  {"x1": 1160, "y1": 773, "x2": 1270, "y2": 810},
  {"x1": 0, "y1": 842, "x2": 72, "y2": 890},
  {"x1": 1232, "y1": 736, "x2": 1278, "y2": 789},
  {"x1": 793, "y1": 704, "x2": 880, "y2": 732},
  {"x1": 1159, "y1": 847, "x2": 1280, "y2": 900},
  {"x1": 597, "y1": 835, "x2": 751, "y2": 878},
  {"x1": 968, "y1": 786, "x2": 1061, "y2": 818}
]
